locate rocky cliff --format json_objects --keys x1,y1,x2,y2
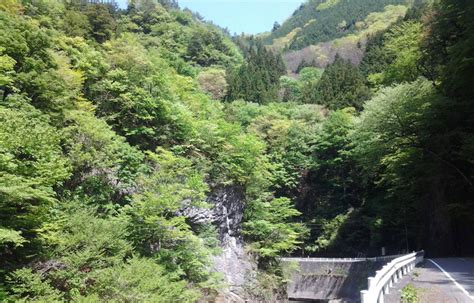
[{"x1": 181, "y1": 185, "x2": 257, "y2": 302}]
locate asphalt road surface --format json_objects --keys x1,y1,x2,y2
[{"x1": 387, "y1": 258, "x2": 474, "y2": 302}]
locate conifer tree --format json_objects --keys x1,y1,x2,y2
[
  {"x1": 314, "y1": 55, "x2": 369, "y2": 110},
  {"x1": 227, "y1": 38, "x2": 286, "y2": 103}
]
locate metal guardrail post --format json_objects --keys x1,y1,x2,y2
[
  {"x1": 368, "y1": 277, "x2": 375, "y2": 289},
  {"x1": 360, "y1": 251, "x2": 424, "y2": 303},
  {"x1": 378, "y1": 291, "x2": 384, "y2": 303},
  {"x1": 280, "y1": 252, "x2": 424, "y2": 303},
  {"x1": 361, "y1": 290, "x2": 371, "y2": 303}
]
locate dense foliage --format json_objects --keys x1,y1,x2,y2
[
  {"x1": 313, "y1": 56, "x2": 370, "y2": 109},
  {"x1": 1, "y1": 0, "x2": 473, "y2": 301},
  {"x1": 264, "y1": 0, "x2": 474, "y2": 257},
  {"x1": 265, "y1": 0, "x2": 406, "y2": 50},
  {"x1": 226, "y1": 38, "x2": 286, "y2": 104},
  {"x1": 0, "y1": 0, "x2": 303, "y2": 301}
]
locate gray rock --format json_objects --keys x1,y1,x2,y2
[
  {"x1": 180, "y1": 185, "x2": 257, "y2": 301},
  {"x1": 206, "y1": 185, "x2": 245, "y2": 241},
  {"x1": 207, "y1": 186, "x2": 256, "y2": 299},
  {"x1": 178, "y1": 198, "x2": 215, "y2": 225}
]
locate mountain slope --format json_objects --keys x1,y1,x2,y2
[
  {"x1": 265, "y1": 0, "x2": 411, "y2": 71},
  {"x1": 0, "y1": 1, "x2": 304, "y2": 301},
  {"x1": 267, "y1": 0, "x2": 407, "y2": 49}
]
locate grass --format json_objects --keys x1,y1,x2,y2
[{"x1": 401, "y1": 284, "x2": 419, "y2": 303}]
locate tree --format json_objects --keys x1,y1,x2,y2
[
  {"x1": 63, "y1": 109, "x2": 144, "y2": 207},
  {"x1": 272, "y1": 21, "x2": 281, "y2": 32},
  {"x1": 0, "y1": 0, "x2": 22, "y2": 15},
  {"x1": 61, "y1": 9, "x2": 91, "y2": 38},
  {"x1": 359, "y1": 30, "x2": 392, "y2": 78},
  {"x1": 197, "y1": 68, "x2": 228, "y2": 100},
  {"x1": 0, "y1": 49, "x2": 16, "y2": 96},
  {"x1": 314, "y1": 56, "x2": 369, "y2": 110},
  {"x1": 354, "y1": 78, "x2": 474, "y2": 255},
  {"x1": 7, "y1": 204, "x2": 200, "y2": 302},
  {"x1": 0, "y1": 102, "x2": 70, "y2": 270},
  {"x1": 0, "y1": 11, "x2": 60, "y2": 111},
  {"x1": 243, "y1": 197, "x2": 307, "y2": 258},
  {"x1": 265, "y1": 0, "x2": 407, "y2": 49},
  {"x1": 296, "y1": 59, "x2": 317, "y2": 73},
  {"x1": 90, "y1": 34, "x2": 182, "y2": 150},
  {"x1": 279, "y1": 76, "x2": 300, "y2": 102},
  {"x1": 227, "y1": 39, "x2": 286, "y2": 103},
  {"x1": 84, "y1": 4, "x2": 116, "y2": 43},
  {"x1": 123, "y1": 148, "x2": 216, "y2": 284},
  {"x1": 293, "y1": 109, "x2": 363, "y2": 254},
  {"x1": 83, "y1": 257, "x2": 200, "y2": 302},
  {"x1": 417, "y1": 0, "x2": 474, "y2": 254},
  {"x1": 421, "y1": 0, "x2": 474, "y2": 100},
  {"x1": 186, "y1": 25, "x2": 240, "y2": 67},
  {"x1": 298, "y1": 67, "x2": 324, "y2": 103},
  {"x1": 368, "y1": 21, "x2": 423, "y2": 86}
]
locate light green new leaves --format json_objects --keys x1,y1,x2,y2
[
  {"x1": 0, "y1": 103, "x2": 70, "y2": 243},
  {"x1": 369, "y1": 21, "x2": 423, "y2": 86},
  {"x1": 0, "y1": 228, "x2": 26, "y2": 248},
  {"x1": 244, "y1": 197, "x2": 307, "y2": 258},
  {"x1": 83, "y1": 257, "x2": 201, "y2": 303},
  {"x1": 123, "y1": 148, "x2": 216, "y2": 284},
  {"x1": 354, "y1": 79, "x2": 435, "y2": 178},
  {"x1": 0, "y1": 49, "x2": 16, "y2": 87}
]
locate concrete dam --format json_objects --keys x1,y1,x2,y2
[{"x1": 281, "y1": 256, "x2": 401, "y2": 302}]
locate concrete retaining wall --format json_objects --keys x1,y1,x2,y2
[{"x1": 282, "y1": 256, "x2": 400, "y2": 302}]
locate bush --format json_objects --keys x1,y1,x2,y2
[{"x1": 401, "y1": 284, "x2": 419, "y2": 303}]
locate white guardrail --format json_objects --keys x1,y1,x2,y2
[
  {"x1": 280, "y1": 254, "x2": 404, "y2": 263},
  {"x1": 360, "y1": 251, "x2": 424, "y2": 303}
]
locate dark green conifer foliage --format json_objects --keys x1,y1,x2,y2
[
  {"x1": 359, "y1": 31, "x2": 392, "y2": 78},
  {"x1": 265, "y1": 0, "x2": 407, "y2": 49},
  {"x1": 314, "y1": 56, "x2": 369, "y2": 110},
  {"x1": 227, "y1": 39, "x2": 286, "y2": 103}
]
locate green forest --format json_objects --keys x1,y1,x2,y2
[
  {"x1": 264, "y1": 0, "x2": 408, "y2": 50},
  {"x1": 0, "y1": 0, "x2": 473, "y2": 302}
]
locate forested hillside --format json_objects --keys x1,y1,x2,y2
[
  {"x1": 0, "y1": 0, "x2": 303, "y2": 301},
  {"x1": 265, "y1": 0, "x2": 406, "y2": 50},
  {"x1": 262, "y1": 0, "x2": 431, "y2": 72},
  {"x1": 257, "y1": 0, "x2": 474, "y2": 259},
  {"x1": 1, "y1": 0, "x2": 473, "y2": 302}
]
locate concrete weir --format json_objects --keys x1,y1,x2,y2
[{"x1": 281, "y1": 256, "x2": 400, "y2": 302}]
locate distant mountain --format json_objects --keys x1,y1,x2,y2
[{"x1": 264, "y1": 0, "x2": 411, "y2": 72}]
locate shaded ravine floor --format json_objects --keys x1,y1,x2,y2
[{"x1": 386, "y1": 259, "x2": 474, "y2": 303}]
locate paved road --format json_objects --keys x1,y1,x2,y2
[{"x1": 387, "y1": 258, "x2": 474, "y2": 303}]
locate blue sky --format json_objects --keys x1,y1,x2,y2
[{"x1": 116, "y1": 0, "x2": 304, "y2": 34}]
